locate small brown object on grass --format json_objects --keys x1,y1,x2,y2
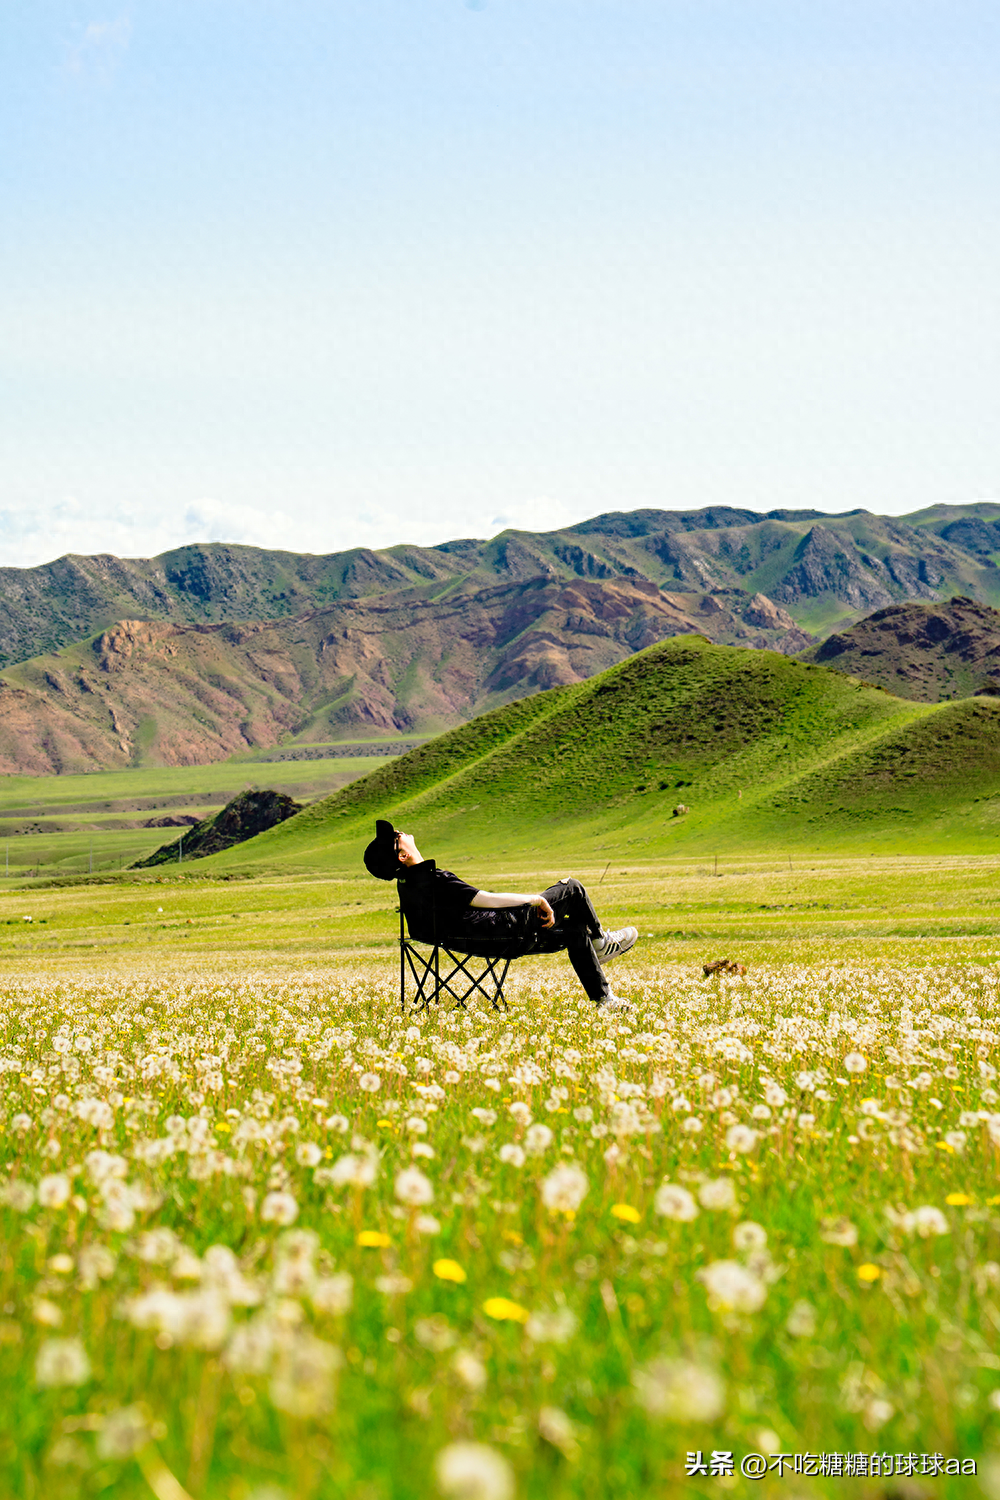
[{"x1": 703, "y1": 958, "x2": 746, "y2": 977}]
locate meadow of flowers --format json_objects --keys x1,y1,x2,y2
[{"x1": 2, "y1": 953, "x2": 1000, "y2": 1499}]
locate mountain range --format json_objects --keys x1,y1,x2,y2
[
  {"x1": 0, "y1": 577, "x2": 807, "y2": 775},
  {"x1": 2, "y1": 501, "x2": 1000, "y2": 774}
]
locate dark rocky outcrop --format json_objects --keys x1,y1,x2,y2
[
  {"x1": 132, "y1": 789, "x2": 303, "y2": 867},
  {"x1": 807, "y1": 597, "x2": 1000, "y2": 701}
]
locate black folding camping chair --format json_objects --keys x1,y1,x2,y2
[{"x1": 398, "y1": 906, "x2": 516, "y2": 1014}]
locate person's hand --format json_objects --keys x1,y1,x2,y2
[{"x1": 534, "y1": 896, "x2": 555, "y2": 928}]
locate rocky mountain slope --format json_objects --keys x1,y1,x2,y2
[
  {"x1": 2, "y1": 503, "x2": 1000, "y2": 669},
  {"x1": 0, "y1": 576, "x2": 809, "y2": 775},
  {"x1": 807, "y1": 597, "x2": 1000, "y2": 701}
]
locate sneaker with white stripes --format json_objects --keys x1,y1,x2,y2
[
  {"x1": 595, "y1": 991, "x2": 634, "y2": 1015},
  {"x1": 595, "y1": 926, "x2": 638, "y2": 964}
]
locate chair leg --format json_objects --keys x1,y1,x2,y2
[
  {"x1": 400, "y1": 941, "x2": 514, "y2": 1014},
  {"x1": 439, "y1": 950, "x2": 512, "y2": 1013},
  {"x1": 401, "y1": 943, "x2": 438, "y2": 1015},
  {"x1": 400, "y1": 934, "x2": 406, "y2": 1013}
]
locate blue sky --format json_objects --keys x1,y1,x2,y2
[{"x1": 1, "y1": 1, "x2": 998, "y2": 565}]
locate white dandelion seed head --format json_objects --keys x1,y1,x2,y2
[
  {"x1": 863, "y1": 1396, "x2": 894, "y2": 1431},
  {"x1": 37, "y1": 1173, "x2": 72, "y2": 1209},
  {"x1": 525, "y1": 1307, "x2": 577, "y2": 1345},
  {"x1": 97, "y1": 1405, "x2": 151, "y2": 1460},
  {"x1": 452, "y1": 1349, "x2": 488, "y2": 1390},
  {"x1": 329, "y1": 1152, "x2": 378, "y2": 1189},
  {"x1": 260, "y1": 1191, "x2": 299, "y2": 1226},
  {"x1": 540, "y1": 1163, "x2": 589, "y2": 1214},
  {"x1": 395, "y1": 1166, "x2": 434, "y2": 1207},
  {"x1": 697, "y1": 1177, "x2": 737, "y2": 1212},
  {"x1": 732, "y1": 1221, "x2": 767, "y2": 1253},
  {"x1": 35, "y1": 1337, "x2": 92, "y2": 1388},
  {"x1": 785, "y1": 1300, "x2": 817, "y2": 1338},
  {"x1": 311, "y1": 1272, "x2": 354, "y2": 1317},
  {"x1": 269, "y1": 1332, "x2": 342, "y2": 1419},
  {"x1": 538, "y1": 1405, "x2": 578, "y2": 1454},
  {"x1": 697, "y1": 1259, "x2": 767, "y2": 1314},
  {"x1": 654, "y1": 1183, "x2": 699, "y2": 1222},
  {"x1": 524, "y1": 1124, "x2": 554, "y2": 1156},
  {"x1": 912, "y1": 1205, "x2": 949, "y2": 1238},
  {"x1": 725, "y1": 1124, "x2": 758, "y2": 1154},
  {"x1": 633, "y1": 1357, "x2": 725, "y2": 1423},
  {"x1": 434, "y1": 1441, "x2": 514, "y2": 1500},
  {"x1": 819, "y1": 1217, "x2": 858, "y2": 1247}
]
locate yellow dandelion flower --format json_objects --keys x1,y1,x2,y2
[
  {"x1": 945, "y1": 1192, "x2": 971, "y2": 1206},
  {"x1": 502, "y1": 1230, "x2": 523, "y2": 1245},
  {"x1": 377, "y1": 1120, "x2": 395, "y2": 1130},
  {"x1": 857, "y1": 1264, "x2": 881, "y2": 1282},
  {"x1": 987, "y1": 1196, "x2": 1000, "y2": 1207},
  {"x1": 433, "y1": 1259, "x2": 467, "y2": 1284},
  {"x1": 482, "y1": 1297, "x2": 530, "y2": 1323},
  {"x1": 935, "y1": 1141, "x2": 955, "y2": 1154},
  {"x1": 357, "y1": 1231, "x2": 391, "y2": 1248},
  {"x1": 611, "y1": 1204, "x2": 641, "y2": 1224}
]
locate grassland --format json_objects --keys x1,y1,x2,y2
[
  {"x1": 2, "y1": 859, "x2": 1000, "y2": 1500},
  {"x1": 0, "y1": 854, "x2": 999, "y2": 972}
]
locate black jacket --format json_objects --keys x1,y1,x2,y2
[{"x1": 397, "y1": 859, "x2": 533, "y2": 946}]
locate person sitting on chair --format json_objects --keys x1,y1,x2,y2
[{"x1": 363, "y1": 820, "x2": 637, "y2": 1013}]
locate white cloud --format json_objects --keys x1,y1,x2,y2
[
  {"x1": 0, "y1": 488, "x2": 618, "y2": 571},
  {"x1": 487, "y1": 495, "x2": 582, "y2": 536},
  {"x1": 0, "y1": 497, "x2": 301, "y2": 568},
  {"x1": 63, "y1": 16, "x2": 132, "y2": 83},
  {"x1": 0, "y1": 495, "x2": 478, "y2": 569}
]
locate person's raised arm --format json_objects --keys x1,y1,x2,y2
[{"x1": 469, "y1": 890, "x2": 555, "y2": 927}]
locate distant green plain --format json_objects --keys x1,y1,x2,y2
[
  {"x1": 0, "y1": 755, "x2": 388, "y2": 882},
  {"x1": 1, "y1": 855, "x2": 998, "y2": 980}
]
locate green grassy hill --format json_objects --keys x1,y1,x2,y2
[{"x1": 198, "y1": 636, "x2": 1000, "y2": 876}]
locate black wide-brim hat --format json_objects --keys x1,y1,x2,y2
[{"x1": 363, "y1": 819, "x2": 400, "y2": 880}]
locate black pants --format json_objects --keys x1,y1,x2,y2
[{"x1": 515, "y1": 877, "x2": 609, "y2": 1003}]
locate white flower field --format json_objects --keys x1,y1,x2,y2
[{"x1": 2, "y1": 953, "x2": 1000, "y2": 1497}]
